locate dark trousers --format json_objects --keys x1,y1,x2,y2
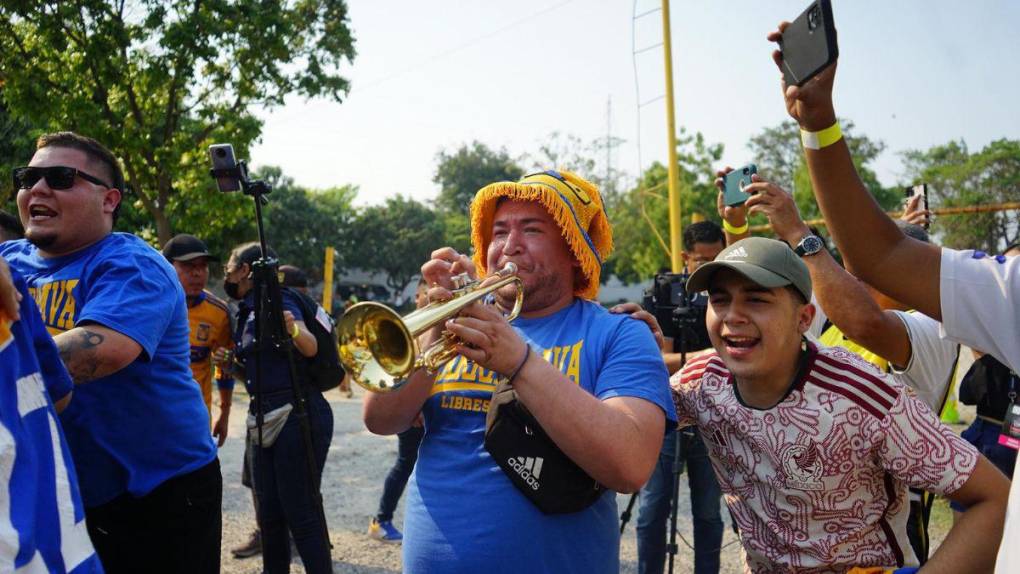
[
  {"x1": 254, "y1": 391, "x2": 334, "y2": 574},
  {"x1": 637, "y1": 429, "x2": 723, "y2": 574},
  {"x1": 376, "y1": 425, "x2": 424, "y2": 522},
  {"x1": 85, "y1": 458, "x2": 222, "y2": 574}
]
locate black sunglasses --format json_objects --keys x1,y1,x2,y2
[{"x1": 12, "y1": 165, "x2": 112, "y2": 191}]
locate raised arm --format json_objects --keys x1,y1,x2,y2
[
  {"x1": 744, "y1": 177, "x2": 911, "y2": 367},
  {"x1": 766, "y1": 23, "x2": 942, "y2": 319}
]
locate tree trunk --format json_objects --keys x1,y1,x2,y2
[{"x1": 154, "y1": 209, "x2": 173, "y2": 247}]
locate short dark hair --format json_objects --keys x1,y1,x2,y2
[
  {"x1": 0, "y1": 210, "x2": 24, "y2": 241},
  {"x1": 682, "y1": 221, "x2": 725, "y2": 252},
  {"x1": 230, "y1": 241, "x2": 277, "y2": 269},
  {"x1": 36, "y1": 132, "x2": 125, "y2": 224}
]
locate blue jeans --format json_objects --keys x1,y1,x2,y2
[
  {"x1": 253, "y1": 391, "x2": 335, "y2": 574},
  {"x1": 636, "y1": 428, "x2": 723, "y2": 574},
  {"x1": 376, "y1": 426, "x2": 424, "y2": 522}
]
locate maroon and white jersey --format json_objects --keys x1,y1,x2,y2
[{"x1": 673, "y1": 343, "x2": 978, "y2": 573}]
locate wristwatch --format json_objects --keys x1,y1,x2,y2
[{"x1": 794, "y1": 234, "x2": 824, "y2": 257}]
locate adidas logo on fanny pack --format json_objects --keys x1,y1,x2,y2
[
  {"x1": 724, "y1": 246, "x2": 748, "y2": 260},
  {"x1": 508, "y1": 456, "x2": 544, "y2": 491}
]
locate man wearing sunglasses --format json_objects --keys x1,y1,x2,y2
[{"x1": 0, "y1": 132, "x2": 221, "y2": 573}]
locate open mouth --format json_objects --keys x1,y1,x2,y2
[
  {"x1": 29, "y1": 205, "x2": 58, "y2": 221},
  {"x1": 722, "y1": 335, "x2": 760, "y2": 356}
]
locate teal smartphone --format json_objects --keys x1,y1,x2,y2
[{"x1": 723, "y1": 164, "x2": 757, "y2": 207}]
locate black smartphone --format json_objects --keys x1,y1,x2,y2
[
  {"x1": 778, "y1": 0, "x2": 838, "y2": 87},
  {"x1": 904, "y1": 184, "x2": 929, "y2": 230},
  {"x1": 723, "y1": 164, "x2": 758, "y2": 207},
  {"x1": 208, "y1": 144, "x2": 241, "y2": 193}
]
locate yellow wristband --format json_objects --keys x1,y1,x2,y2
[
  {"x1": 722, "y1": 219, "x2": 749, "y2": 234},
  {"x1": 290, "y1": 322, "x2": 300, "y2": 339},
  {"x1": 800, "y1": 121, "x2": 842, "y2": 150}
]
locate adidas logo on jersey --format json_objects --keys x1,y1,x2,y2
[
  {"x1": 508, "y1": 456, "x2": 544, "y2": 491},
  {"x1": 723, "y1": 246, "x2": 748, "y2": 260}
]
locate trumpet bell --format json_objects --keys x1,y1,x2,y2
[
  {"x1": 338, "y1": 262, "x2": 523, "y2": 394},
  {"x1": 337, "y1": 302, "x2": 417, "y2": 392}
]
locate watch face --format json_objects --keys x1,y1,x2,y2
[{"x1": 801, "y1": 235, "x2": 824, "y2": 255}]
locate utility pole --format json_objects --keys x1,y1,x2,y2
[{"x1": 660, "y1": 0, "x2": 683, "y2": 273}]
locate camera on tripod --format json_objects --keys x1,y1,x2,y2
[{"x1": 641, "y1": 272, "x2": 711, "y2": 353}]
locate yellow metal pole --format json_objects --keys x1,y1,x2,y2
[
  {"x1": 661, "y1": 0, "x2": 683, "y2": 273},
  {"x1": 322, "y1": 247, "x2": 335, "y2": 311}
]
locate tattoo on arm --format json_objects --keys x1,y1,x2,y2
[{"x1": 57, "y1": 328, "x2": 107, "y2": 384}]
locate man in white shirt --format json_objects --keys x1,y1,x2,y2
[{"x1": 766, "y1": 20, "x2": 1020, "y2": 571}]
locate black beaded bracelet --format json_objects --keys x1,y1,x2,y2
[{"x1": 506, "y1": 346, "x2": 532, "y2": 386}]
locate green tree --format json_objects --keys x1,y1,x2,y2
[
  {"x1": 0, "y1": 93, "x2": 39, "y2": 215},
  {"x1": 254, "y1": 167, "x2": 357, "y2": 279},
  {"x1": 902, "y1": 139, "x2": 1020, "y2": 252},
  {"x1": 747, "y1": 119, "x2": 900, "y2": 223},
  {"x1": 0, "y1": 0, "x2": 356, "y2": 245},
  {"x1": 526, "y1": 130, "x2": 629, "y2": 211},
  {"x1": 348, "y1": 196, "x2": 445, "y2": 298},
  {"x1": 433, "y1": 142, "x2": 522, "y2": 252},
  {"x1": 610, "y1": 129, "x2": 724, "y2": 284}
]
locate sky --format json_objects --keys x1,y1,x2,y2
[{"x1": 250, "y1": 0, "x2": 1020, "y2": 207}]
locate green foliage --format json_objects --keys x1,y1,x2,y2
[
  {"x1": 347, "y1": 196, "x2": 446, "y2": 297},
  {"x1": 609, "y1": 129, "x2": 724, "y2": 284},
  {"x1": 433, "y1": 141, "x2": 523, "y2": 215},
  {"x1": 0, "y1": 95, "x2": 38, "y2": 215},
  {"x1": 254, "y1": 167, "x2": 357, "y2": 280},
  {"x1": 0, "y1": 0, "x2": 356, "y2": 245},
  {"x1": 432, "y1": 141, "x2": 523, "y2": 255},
  {"x1": 902, "y1": 139, "x2": 1020, "y2": 252}
]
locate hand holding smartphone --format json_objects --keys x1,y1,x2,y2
[
  {"x1": 723, "y1": 164, "x2": 758, "y2": 207},
  {"x1": 778, "y1": 0, "x2": 838, "y2": 87},
  {"x1": 903, "y1": 184, "x2": 930, "y2": 230}
]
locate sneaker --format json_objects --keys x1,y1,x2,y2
[
  {"x1": 232, "y1": 529, "x2": 262, "y2": 558},
  {"x1": 367, "y1": 518, "x2": 402, "y2": 543}
]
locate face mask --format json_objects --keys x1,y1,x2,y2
[{"x1": 223, "y1": 279, "x2": 241, "y2": 300}]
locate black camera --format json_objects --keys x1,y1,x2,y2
[{"x1": 641, "y1": 272, "x2": 711, "y2": 353}]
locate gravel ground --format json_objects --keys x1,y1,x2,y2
[{"x1": 218, "y1": 387, "x2": 968, "y2": 573}]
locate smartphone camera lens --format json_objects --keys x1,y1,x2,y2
[
  {"x1": 807, "y1": 6, "x2": 820, "y2": 31},
  {"x1": 742, "y1": 167, "x2": 750, "y2": 175}
]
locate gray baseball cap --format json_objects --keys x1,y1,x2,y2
[{"x1": 686, "y1": 237, "x2": 812, "y2": 302}]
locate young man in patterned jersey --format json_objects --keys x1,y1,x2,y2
[{"x1": 674, "y1": 236, "x2": 1008, "y2": 572}]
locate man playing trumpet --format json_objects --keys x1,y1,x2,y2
[{"x1": 362, "y1": 170, "x2": 676, "y2": 573}]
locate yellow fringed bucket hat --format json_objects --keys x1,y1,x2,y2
[{"x1": 470, "y1": 169, "x2": 612, "y2": 301}]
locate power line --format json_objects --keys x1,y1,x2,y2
[{"x1": 353, "y1": 0, "x2": 576, "y2": 94}]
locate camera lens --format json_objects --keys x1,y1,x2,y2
[
  {"x1": 808, "y1": 6, "x2": 820, "y2": 30},
  {"x1": 215, "y1": 148, "x2": 226, "y2": 158},
  {"x1": 742, "y1": 167, "x2": 749, "y2": 175}
]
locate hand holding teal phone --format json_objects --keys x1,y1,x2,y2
[{"x1": 723, "y1": 164, "x2": 757, "y2": 207}]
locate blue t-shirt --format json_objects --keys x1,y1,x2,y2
[
  {"x1": 0, "y1": 234, "x2": 217, "y2": 507},
  {"x1": 234, "y1": 289, "x2": 307, "y2": 397},
  {"x1": 403, "y1": 299, "x2": 676, "y2": 574},
  {"x1": 1, "y1": 268, "x2": 103, "y2": 573}
]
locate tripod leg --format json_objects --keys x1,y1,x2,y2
[{"x1": 666, "y1": 428, "x2": 685, "y2": 574}]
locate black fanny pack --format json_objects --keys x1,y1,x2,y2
[{"x1": 484, "y1": 379, "x2": 606, "y2": 514}]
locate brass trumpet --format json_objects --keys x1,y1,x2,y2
[{"x1": 338, "y1": 263, "x2": 524, "y2": 393}]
